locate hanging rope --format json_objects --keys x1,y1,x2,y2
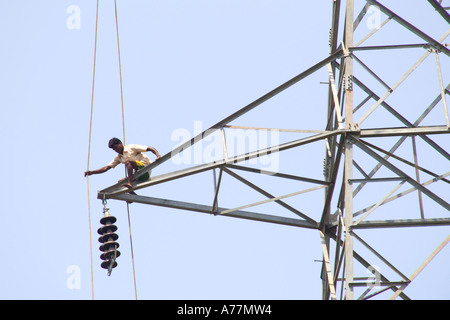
[
  {"x1": 86, "y1": 0, "x2": 100, "y2": 301},
  {"x1": 114, "y1": 0, "x2": 138, "y2": 300},
  {"x1": 114, "y1": 0, "x2": 126, "y2": 145}
]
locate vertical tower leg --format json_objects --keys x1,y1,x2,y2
[
  {"x1": 343, "y1": 138, "x2": 354, "y2": 299},
  {"x1": 343, "y1": 0, "x2": 355, "y2": 300}
]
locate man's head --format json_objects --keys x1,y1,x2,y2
[{"x1": 108, "y1": 137, "x2": 124, "y2": 154}]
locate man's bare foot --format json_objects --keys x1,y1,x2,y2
[{"x1": 122, "y1": 183, "x2": 133, "y2": 189}]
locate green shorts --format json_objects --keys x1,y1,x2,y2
[{"x1": 136, "y1": 161, "x2": 150, "y2": 182}]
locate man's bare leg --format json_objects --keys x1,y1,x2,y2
[{"x1": 123, "y1": 160, "x2": 138, "y2": 189}]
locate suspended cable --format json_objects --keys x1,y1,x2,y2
[
  {"x1": 126, "y1": 203, "x2": 138, "y2": 299},
  {"x1": 114, "y1": 0, "x2": 126, "y2": 144},
  {"x1": 114, "y1": 0, "x2": 138, "y2": 300},
  {"x1": 86, "y1": 0, "x2": 100, "y2": 301}
]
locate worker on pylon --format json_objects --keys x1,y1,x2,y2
[{"x1": 85, "y1": 137, "x2": 162, "y2": 189}]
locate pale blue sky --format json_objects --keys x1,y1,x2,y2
[{"x1": 0, "y1": 0, "x2": 448, "y2": 300}]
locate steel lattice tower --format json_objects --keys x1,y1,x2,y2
[{"x1": 98, "y1": 0, "x2": 450, "y2": 299}]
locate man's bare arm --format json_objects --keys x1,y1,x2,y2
[
  {"x1": 146, "y1": 147, "x2": 162, "y2": 160},
  {"x1": 84, "y1": 165, "x2": 112, "y2": 177}
]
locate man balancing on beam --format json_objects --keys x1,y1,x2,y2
[{"x1": 84, "y1": 137, "x2": 162, "y2": 189}]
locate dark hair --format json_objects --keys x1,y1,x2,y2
[{"x1": 108, "y1": 137, "x2": 122, "y2": 149}]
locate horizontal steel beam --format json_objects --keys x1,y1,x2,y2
[
  {"x1": 99, "y1": 159, "x2": 221, "y2": 196},
  {"x1": 349, "y1": 177, "x2": 406, "y2": 183},
  {"x1": 349, "y1": 44, "x2": 439, "y2": 51},
  {"x1": 360, "y1": 125, "x2": 450, "y2": 137},
  {"x1": 110, "y1": 193, "x2": 318, "y2": 229},
  {"x1": 225, "y1": 164, "x2": 331, "y2": 185},
  {"x1": 99, "y1": 130, "x2": 341, "y2": 197},
  {"x1": 349, "y1": 281, "x2": 410, "y2": 288},
  {"x1": 351, "y1": 217, "x2": 450, "y2": 229}
]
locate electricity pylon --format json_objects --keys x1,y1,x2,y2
[{"x1": 98, "y1": 0, "x2": 450, "y2": 299}]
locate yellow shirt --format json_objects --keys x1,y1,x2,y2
[{"x1": 108, "y1": 144, "x2": 151, "y2": 168}]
